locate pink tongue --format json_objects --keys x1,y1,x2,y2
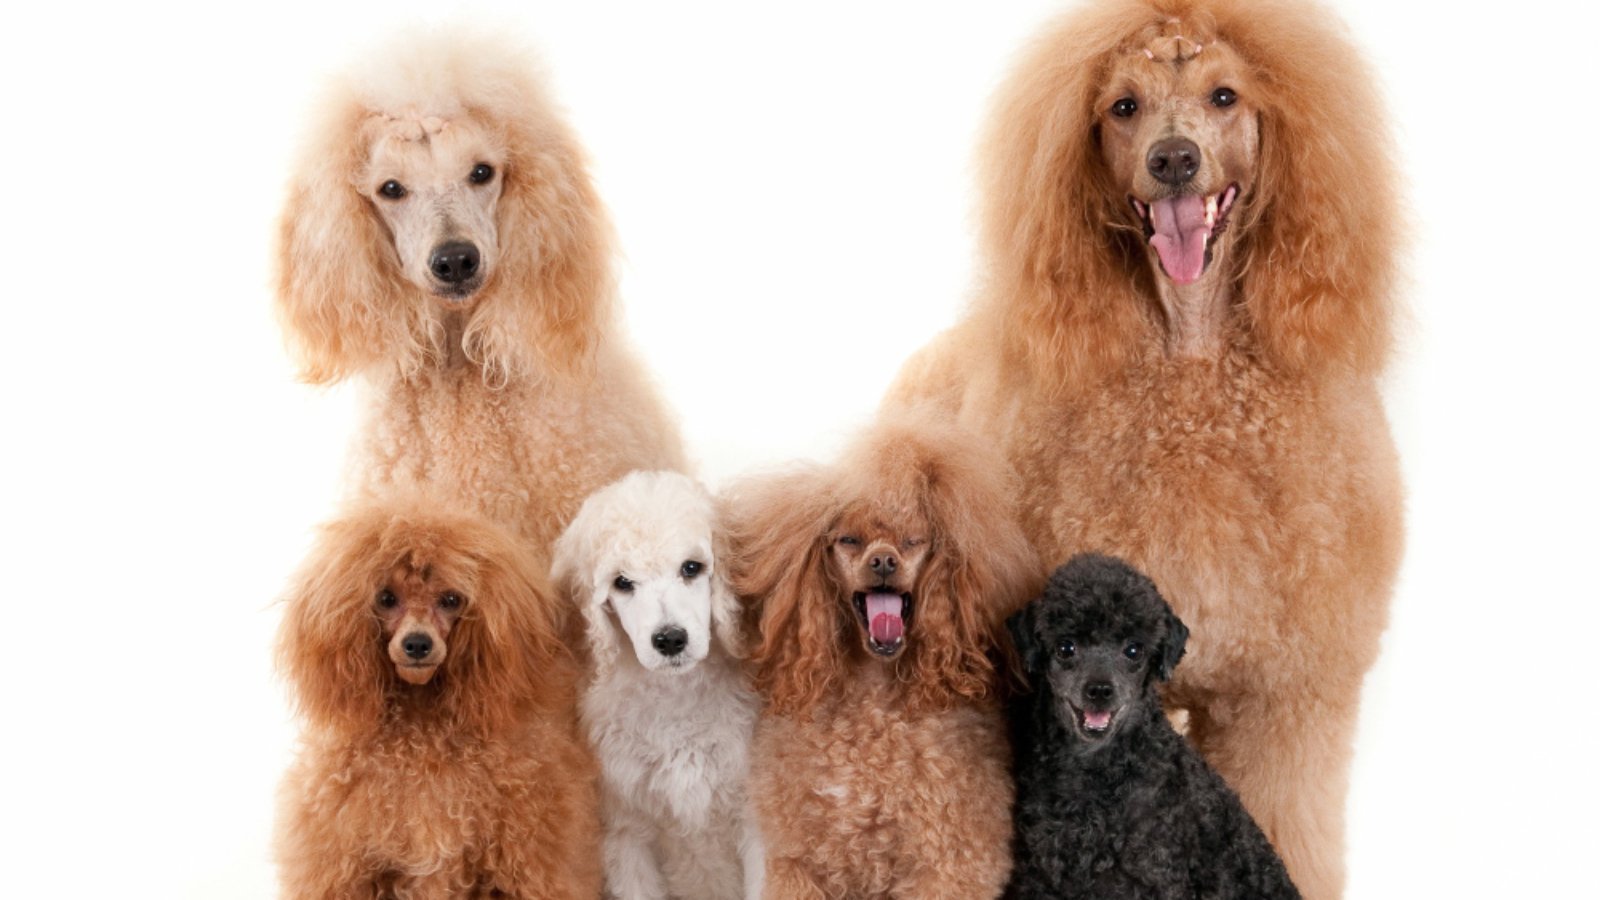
[
  {"x1": 1149, "y1": 195, "x2": 1210, "y2": 285},
  {"x1": 1083, "y1": 710, "x2": 1112, "y2": 730},
  {"x1": 865, "y1": 592, "x2": 904, "y2": 645}
]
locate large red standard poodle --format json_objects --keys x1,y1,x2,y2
[{"x1": 888, "y1": 2, "x2": 1404, "y2": 896}]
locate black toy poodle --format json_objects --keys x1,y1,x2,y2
[{"x1": 1004, "y1": 554, "x2": 1301, "y2": 899}]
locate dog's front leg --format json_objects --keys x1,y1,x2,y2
[
  {"x1": 738, "y1": 812, "x2": 765, "y2": 900},
  {"x1": 603, "y1": 817, "x2": 666, "y2": 900}
]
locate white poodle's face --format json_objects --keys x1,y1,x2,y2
[
  {"x1": 359, "y1": 114, "x2": 505, "y2": 305},
  {"x1": 604, "y1": 548, "x2": 715, "y2": 673}
]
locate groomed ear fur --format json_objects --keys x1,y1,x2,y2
[
  {"x1": 1218, "y1": 0, "x2": 1398, "y2": 375},
  {"x1": 1156, "y1": 603, "x2": 1189, "y2": 683},
  {"x1": 839, "y1": 410, "x2": 1043, "y2": 710},
  {"x1": 721, "y1": 467, "x2": 842, "y2": 716},
  {"x1": 975, "y1": 0, "x2": 1155, "y2": 394},
  {"x1": 977, "y1": 0, "x2": 1398, "y2": 388},
  {"x1": 278, "y1": 511, "x2": 392, "y2": 732},
  {"x1": 709, "y1": 530, "x2": 747, "y2": 659},
  {"x1": 1007, "y1": 604, "x2": 1045, "y2": 678},
  {"x1": 439, "y1": 521, "x2": 575, "y2": 735},
  {"x1": 275, "y1": 100, "x2": 425, "y2": 384},
  {"x1": 550, "y1": 514, "x2": 625, "y2": 679},
  {"x1": 462, "y1": 99, "x2": 615, "y2": 385}
]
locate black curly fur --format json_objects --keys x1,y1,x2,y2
[{"x1": 1004, "y1": 554, "x2": 1300, "y2": 899}]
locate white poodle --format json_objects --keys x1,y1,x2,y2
[{"x1": 552, "y1": 470, "x2": 763, "y2": 900}]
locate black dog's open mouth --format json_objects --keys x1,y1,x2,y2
[
  {"x1": 1068, "y1": 703, "x2": 1119, "y2": 739},
  {"x1": 1129, "y1": 183, "x2": 1239, "y2": 286},
  {"x1": 853, "y1": 591, "x2": 913, "y2": 656}
]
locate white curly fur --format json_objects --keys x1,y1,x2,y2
[{"x1": 552, "y1": 471, "x2": 763, "y2": 900}]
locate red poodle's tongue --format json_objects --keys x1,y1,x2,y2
[
  {"x1": 865, "y1": 592, "x2": 904, "y2": 645},
  {"x1": 1149, "y1": 195, "x2": 1210, "y2": 285}
]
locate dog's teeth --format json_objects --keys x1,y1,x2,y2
[{"x1": 1205, "y1": 195, "x2": 1217, "y2": 227}]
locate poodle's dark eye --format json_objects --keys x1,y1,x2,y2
[
  {"x1": 1210, "y1": 87, "x2": 1237, "y2": 108},
  {"x1": 1124, "y1": 641, "x2": 1144, "y2": 660},
  {"x1": 1055, "y1": 639, "x2": 1076, "y2": 660},
  {"x1": 379, "y1": 180, "x2": 406, "y2": 200},
  {"x1": 1111, "y1": 96, "x2": 1138, "y2": 118},
  {"x1": 439, "y1": 592, "x2": 463, "y2": 611},
  {"x1": 613, "y1": 575, "x2": 635, "y2": 593},
  {"x1": 469, "y1": 163, "x2": 495, "y2": 184},
  {"x1": 838, "y1": 536, "x2": 860, "y2": 547},
  {"x1": 376, "y1": 589, "x2": 398, "y2": 609},
  {"x1": 681, "y1": 560, "x2": 704, "y2": 579}
]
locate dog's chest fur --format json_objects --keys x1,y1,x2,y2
[
  {"x1": 753, "y1": 669, "x2": 1013, "y2": 896},
  {"x1": 358, "y1": 348, "x2": 683, "y2": 552},
  {"x1": 582, "y1": 654, "x2": 758, "y2": 829},
  {"x1": 1003, "y1": 354, "x2": 1400, "y2": 685}
]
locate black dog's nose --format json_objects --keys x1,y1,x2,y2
[
  {"x1": 652, "y1": 626, "x2": 689, "y2": 657},
  {"x1": 429, "y1": 241, "x2": 480, "y2": 284},
  {"x1": 1146, "y1": 137, "x2": 1201, "y2": 186},
  {"x1": 1085, "y1": 681, "x2": 1114, "y2": 702},
  {"x1": 402, "y1": 633, "x2": 434, "y2": 661},
  {"x1": 869, "y1": 552, "x2": 900, "y2": 575}
]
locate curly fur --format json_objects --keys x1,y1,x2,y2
[
  {"x1": 275, "y1": 496, "x2": 600, "y2": 899},
  {"x1": 552, "y1": 471, "x2": 762, "y2": 900},
  {"x1": 886, "y1": 3, "x2": 1403, "y2": 896},
  {"x1": 724, "y1": 413, "x2": 1041, "y2": 899},
  {"x1": 1006, "y1": 555, "x2": 1299, "y2": 899},
  {"x1": 275, "y1": 30, "x2": 683, "y2": 555}
]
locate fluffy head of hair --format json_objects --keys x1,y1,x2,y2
[
  {"x1": 278, "y1": 497, "x2": 573, "y2": 739},
  {"x1": 978, "y1": 0, "x2": 1397, "y2": 387},
  {"x1": 551, "y1": 470, "x2": 744, "y2": 678},
  {"x1": 725, "y1": 412, "x2": 1041, "y2": 716},
  {"x1": 275, "y1": 29, "x2": 614, "y2": 386}
]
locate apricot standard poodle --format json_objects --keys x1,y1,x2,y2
[
  {"x1": 275, "y1": 496, "x2": 600, "y2": 898},
  {"x1": 724, "y1": 413, "x2": 1041, "y2": 899},
  {"x1": 275, "y1": 31, "x2": 684, "y2": 556},
  {"x1": 887, "y1": 2, "x2": 1403, "y2": 897}
]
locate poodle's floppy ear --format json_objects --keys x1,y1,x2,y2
[
  {"x1": 709, "y1": 532, "x2": 747, "y2": 659},
  {"x1": 550, "y1": 507, "x2": 625, "y2": 678},
  {"x1": 855, "y1": 412, "x2": 1042, "y2": 708},
  {"x1": 1220, "y1": 0, "x2": 1399, "y2": 376},
  {"x1": 721, "y1": 468, "x2": 842, "y2": 715},
  {"x1": 439, "y1": 518, "x2": 576, "y2": 733},
  {"x1": 463, "y1": 99, "x2": 616, "y2": 383},
  {"x1": 277, "y1": 510, "x2": 393, "y2": 733},
  {"x1": 975, "y1": 3, "x2": 1153, "y2": 395},
  {"x1": 1155, "y1": 602, "x2": 1189, "y2": 683},
  {"x1": 1007, "y1": 603, "x2": 1046, "y2": 678},
  {"x1": 275, "y1": 103, "x2": 424, "y2": 384}
]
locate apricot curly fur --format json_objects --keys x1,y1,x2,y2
[
  {"x1": 275, "y1": 497, "x2": 600, "y2": 899},
  {"x1": 725, "y1": 412, "x2": 1042, "y2": 898}
]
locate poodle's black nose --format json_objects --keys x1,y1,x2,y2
[
  {"x1": 869, "y1": 552, "x2": 900, "y2": 576},
  {"x1": 429, "y1": 241, "x2": 481, "y2": 284},
  {"x1": 1085, "y1": 681, "x2": 1114, "y2": 703},
  {"x1": 652, "y1": 626, "x2": 689, "y2": 657},
  {"x1": 402, "y1": 632, "x2": 434, "y2": 661},
  {"x1": 1146, "y1": 137, "x2": 1201, "y2": 186}
]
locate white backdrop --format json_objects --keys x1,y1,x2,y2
[{"x1": 2, "y1": 1, "x2": 1595, "y2": 896}]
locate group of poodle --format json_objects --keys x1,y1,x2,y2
[{"x1": 271, "y1": 1, "x2": 1402, "y2": 898}]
